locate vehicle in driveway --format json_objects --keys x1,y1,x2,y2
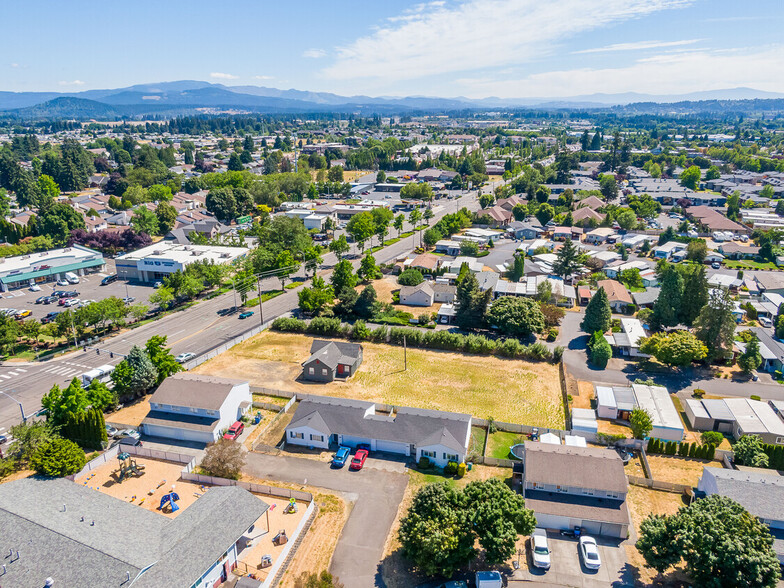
[
  {"x1": 475, "y1": 571, "x2": 503, "y2": 588},
  {"x1": 531, "y1": 528, "x2": 551, "y2": 570},
  {"x1": 118, "y1": 428, "x2": 141, "y2": 440},
  {"x1": 105, "y1": 424, "x2": 119, "y2": 438},
  {"x1": 176, "y1": 352, "x2": 196, "y2": 363},
  {"x1": 223, "y1": 421, "x2": 245, "y2": 440},
  {"x1": 332, "y1": 446, "x2": 351, "y2": 467},
  {"x1": 118, "y1": 436, "x2": 142, "y2": 448},
  {"x1": 350, "y1": 449, "x2": 369, "y2": 470},
  {"x1": 579, "y1": 536, "x2": 602, "y2": 570},
  {"x1": 711, "y1": 261, "x2": 721, "y2": 269},
  {"x1": 239, "y1": 310, "x2": 254, "y2": 319},
  {"x1": 760, "y1": 316, "x2": 773, "y2": 328}
]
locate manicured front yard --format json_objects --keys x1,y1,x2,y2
[
  {"x1": 724, "y1": 260, "x2": 778, "y2": 270},
  {"x1": 194, "y1": 331, "x2": 565, "y2": 427}
]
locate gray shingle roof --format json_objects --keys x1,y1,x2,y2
[
  {"x1": 150, "y1": 373, "x2": 248, "y2": 411},
  {"x1": 702, "y1": 467, "x2": 784, "y2": 522},
  {"x1": 288, "y1": 396, "x2": 471, "y2": 451},
  {"x1": 524, "y1": 442, "x2": 628, "y2": 493},
  {"x1": 304, "y1": 340, "x2": 362, "y2": 370},
  {"x1": 0, "y1": 477, "x2": 268, "y2": 588}
]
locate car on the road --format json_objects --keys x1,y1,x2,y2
[
  {"x1": 123, "y1": 296, "x2": 136, "y2": 304},
  {"x1": 105, "y1": 424, "x2": 119, "y2": 438},
  {"x1": 29, "y1": 284, "x2": 41, "y2": 292},
  {"x1": 56, "y1": 279, "x2": 69, "y2": 286},
  {"x1": 332, "y1": 446, "x2": 351, "y2": 467},
  {"x1": 101, "y1": 274, "x2": 118, "y2": 286},
  {"x1": 14, "y1": 310, "x2": 32, "y2": 320},
  {"x1": 176, "y1": 352, "x2": 196, "y2": 363},
  {"x1": 711, "y1": 261, "x2": 721, "y2": 269},
  {"x1": 118, "y1": 428, "x2": 141, "y2": 440},
  {"x1": 760, "y1": 316, "x2": 773, "y2": 328},
  {"x1": 350, "y1": 448, "x2": 369, "y2": 470},
  {"x1": 579, "y1": 536, "x2": 602, "y2": 570},
  {"x1": 218, "y1": 306, "x2": 238, "y2": 316},
  {"x1": 531, "y1": 528, "x2": 551, "y2": 570},
  {"x1": 223, "y1": 421, "x2": 245, "y2": 441},
  {"x1": 239, "y1": 310, "x2": 254, "y2": 319}
]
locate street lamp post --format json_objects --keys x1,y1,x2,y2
[
  {"x1": 0, "y1": 390, "x2": 27, "y2": 422},
  {"x1": 256, "y1": 276, "x2": 264, "y2": 328}
]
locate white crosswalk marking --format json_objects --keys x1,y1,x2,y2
[
  {"x1": 0, "y1": 375, "x2": 10, "y2": 380},
  {"x1": 16, "y1": 368, "x2": 26, "y2": 372},
  {"x1": 7, "y1": 371, "x2": 19, "y2": 376}
]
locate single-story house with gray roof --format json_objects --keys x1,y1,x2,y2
[
  {"x1": 400, "y1": 281, "x2": 435, "y2": 306},
  {"x1": 302, "y1": 339, "x2": 363, "y2": 382},
  {"x1": 0, "y1": 476, "x2": 268, "y2": 588},
  {"x1": 285, "y1": 396, "x2": 471, "y2": 467},
  {"x1": 698, "y1": 467, "x2": 784, "y2": 563}
]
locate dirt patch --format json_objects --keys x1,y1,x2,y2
[
  {"x1": 625, "y1": 485, "x2": 689, "y2": 586},
  {"x1": 106, "y1": 398, "x2": 151, "y2": 428},
  {"x1": 597, "y1": 419, "x2": 631, "y2": 437},
  {"x1": 646, "y1": 455, "x2": 723, "y2": 486},
  {"x1": 0, "y1": 469, "x2": 34, "y2": 483},
  {"x1": 360, "y1": 276, "x2": 399, "y2": 305},
  {"x1": 624, "y1": 454, "x2": 646, "y2": 478},
  {"x1": 255, "y1": 409, "x2": 296, "y2": 448},
  {"x1": 572, "y1": 380, "x2": 595, "y2": 409},
  {"x1": 194, "y1": 332, "x2": 564, "y2": 427}
]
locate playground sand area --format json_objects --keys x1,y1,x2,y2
[{"x1": 75, "y1": 456, "x2": 309, "y2": 581}]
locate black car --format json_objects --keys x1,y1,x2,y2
[
  {"x1": 60, "y1": 291, "x2": 78, "y2": 299},
  {"x1": 101, "y1": 274, "x2": 118, "y2": 286},
  {"x1": 41, "y1": 312, "x2": 60, "y2": 324},
  {"x1": 35, "y1": 295, "x2": 48, "y2": 304},
  {"x1": 43, "y1": 296, "x2": 59, "y2": 304}
]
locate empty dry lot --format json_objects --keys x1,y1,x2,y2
[{"x1": 193, "y1": 331, "x2": 564, "y2": 427}]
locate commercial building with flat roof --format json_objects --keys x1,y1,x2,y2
[
  {"x1": 0, "y1": 245, "x2": 105, "y2": 291},
  {"x1": 685, "y1": 397, "x2": 784, "y2": 444},
  {"x1": 115, "y1": 243, "x2": 247, "y2": 282}
]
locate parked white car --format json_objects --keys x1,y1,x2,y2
[
  {"x1": 531, "y1": 528, "x2": 551, "y2": 570},
  {"x1": 760, "y1": 316, "x2": 773, "y2": 328},
  {"x1": 579, "y1": 536, "x2": 602, "y2": 570}
]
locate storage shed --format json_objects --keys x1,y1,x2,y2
[{"x1": 571, "y1": 408, "x2": 598, "y2": 434}]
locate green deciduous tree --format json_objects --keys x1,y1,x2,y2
[
  {"x1": 298, "y1": 276, "x2": 334, "y2": 315},
  {"x1": 630, "y1": 407, "x2": 653, "y2": 439},
  {"x1": 680, "y1": 165, "x2": 701, "y2": 190},
  {"x1": 639, "y1": 331, "x2": 708, "y2": 366},
  {"x1": 357, "y1": 253, "x2": 381, "y2": 282},
  {"x1": 733, "y1": 434, "x2": 769, "y2": 468},
  {"x1": 485, "y1": 296, "x2": 545, "y2": 337},
  {"x1": 41, "y1": 378, "x2": 88, "y2": 426},
  {"x1": 582, "y1": 287, "x2": 612, "y2": 334},
  {"x1": 328, "y1": 235, "x2": 350, "y2": 260},
  {"x1": 686, "y1": 240, "x2": 707, "y2": 263},
  {"x1": 398, "y1": 268, "x2": 424, "y2": 286},
  {"x1": 636, "y1": 495, "x2": 780, "y2": 587},
  {"x1": 145, "y1": 335, "x2": 182, "y2": 384},
  {"x1": 346, "y1": 212, "x2": 376, "y2": 253},
  {"x1": 330, "y1": 259, "x2": 357, "y2": 294},
  {"x1": 131, "y1": 207, "x2": 160, "y2": 236},
  {"x1": 738, "y1": 334, "x2": 762, "y2": 374}
]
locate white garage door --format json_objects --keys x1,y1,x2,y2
[
  {"x1": 341, "y1": 435, "x2": 371, "y2": 448},
  {"x1": 532, "y1": 513, "x2": 570, "y2": 531},
  {"x1": 376, "y1": 440, "x2": 409, "y2": 455},
  {"x1": 600, "y1": 523, "x2": 624, "y2": 538},
  {"x1": 581, "y1": 520, "x2": 602, "y2": 535}
]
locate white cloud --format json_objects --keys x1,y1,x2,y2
[
  {"x1": 302, "y1": 49, "x2": 327, "y2": 59},
  {"x1": 458, "y1": 45, "x2": 784, "y2": 97},
  {"x1": 254, "y1": 75, "x2": 274, "y2": 81},
  {"x1": 10, "y1": 63, "x2": 19, "y2": 68},
  {"x1": 58, "y1": 79, "x2": 85, "y2": 86},
  {"x1": 322, "y1": 0, "x2": 691, "y2": 81},
  {"x1": 210, "y1": 72, "x2": 238, "y2": 80},
  {"x1": 574, "y1": 39, "x2": 702, "y2": 54}
]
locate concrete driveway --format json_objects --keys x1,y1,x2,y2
[
  {"x1": 244, "y1": 451, "x2": 408, "y2": 588},
  {"x1": 511, "y1": 532, "x2": 633, "y2": 588}
]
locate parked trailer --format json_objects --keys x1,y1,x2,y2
[{"x1": 81, "y1": 364, "x2": 115, "y2": 386}]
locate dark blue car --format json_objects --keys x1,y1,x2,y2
[{"x1": 332, "y1": 446, "x2": 350, "y2": 467}]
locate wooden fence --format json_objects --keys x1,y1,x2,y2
[{"x1": 627, "y1": 475, "x2": 692, "y2": 494}]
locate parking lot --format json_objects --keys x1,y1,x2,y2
[
  {"x1": 0, "y1": 260, "x2": 157, "y2": 321},
  {"x1": 513, "y1": 531, "x2": 632, "y2": 588}
]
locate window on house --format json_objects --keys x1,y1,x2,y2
[
  {"x1": 582, "y1": 487, "x2": 594, "y2": 496},
  {"x1": 322, "y1": 368, "x2": 328, "y2": 375},
  {"x1": 606, "y1": 491, "x2": 620, "y2": 499},
  {"x1": 421, "y1": 450, "x2": 436, "y2": 458},
  {"x1": 556, "y1": 485, "x2": 567, "y2": 493},
  {"x1": 310, "y1": 434, "x2": 323, "y2": 442},
  {"x1": 777, "y1": 437, "x2": 784, "y2": 445},
  {"x1": 308, "y1": 367, "x2": 314, "y2": 375},
  {"x1": 443, "y1": 453, "x2": 458, "y2": 461},
  {"x1": 290, "y1": 432, "x2": 304, "y2": 440}
]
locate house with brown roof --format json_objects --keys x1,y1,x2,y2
[
  {"x1": 596, "y1": 279, "x2": 633, "y2": 312},
  {"x1": 141, "y1": 373, "x2": 251, "y2": 443},
  {"x1": 522, "y1": 442, "x2": 630, "y2": 538},
  {"x1": 571, "y1": 206, "x2": 605, "y2": 226},
  {"x1": 576, "y1": 195, "x2": 605, "y2": 210},
  {"x1": 484, "y1": 205, "x2": 512, "y2": 227},
  {"x1": 410, "y1": 253, "x2": 439, "y2": 273}
]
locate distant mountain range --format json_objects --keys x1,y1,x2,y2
[{"x1": 1, "y1": 80, "x2": 783, "y2": 119}]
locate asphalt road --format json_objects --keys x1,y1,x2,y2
[
  {"x1": 244, "y1": 452, "x2": 409, "y2": 588},
  {"x1": 0, "y1": 189, "x2": 484, "y2": 436}
]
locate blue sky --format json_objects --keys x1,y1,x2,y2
[{"x1": 3, "y1": 0, "x2": 783, "y2": 98}]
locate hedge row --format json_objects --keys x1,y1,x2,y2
[
  {"x1": 761, "y1": 443, "x2": 784, "y2": 470},
  {"x1": 272, "y1": 317, "x2": 563, "y2": 363},
  {"x1": 647, "y1": 438, "x2": 716, "y2": 460}
]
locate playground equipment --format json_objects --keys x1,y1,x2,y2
[
  {"x1": 284, "y1": 498, "x2": 298, "y2": 514},
  {"x1": 260, "y1": 555, "x2": 273, "y2": 569},
  {"x1": 272, "y1": 530, "x2": 288, "y2": 546},
  {"x1": 158, "y1": 492, "x2": 180, "y2": 513},
  {"x1": 116, "y1": 453, "x2": 145, "y2": 483}
]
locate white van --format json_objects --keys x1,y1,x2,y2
[{"x1": 64, "y1": 272, "x2": 80, "y2": 285}]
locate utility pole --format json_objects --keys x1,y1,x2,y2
[
  {"x1": 257, "y1": 276, "x2": 264, "y2": 328},
  {"x1": 403, "y1": 335, "x2": 407, "y2": 371}
]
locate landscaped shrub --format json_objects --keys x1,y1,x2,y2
[
  {"x1": 351, "y1": 320, "x2": 371, "y2": 341},
  {"x1": 445, "y1": 460, "x2": 459, "y2": 475},
  {"x1": 692, "y1": 388, "x2": 706, "y2": 398},
  {"x1": 750, "y1": 395, "x2": 761, "y2": 401},
  {"x1": 272, "y1": 317, "x2": 307, "y2": 332},
  {"x1": 595, "y1": 432, "x2": 626, "y2": 446},
  {"x1": 398, "y1": 268, "x2": 424, "y2": 286},
  {"x1": 704, "y1": 444, "x2": 716, "y2": 460},
  {"x1": 552, "y1": 346, "x2": 564, "y2": 363},
  {"x1": 701, "y1": 431, "x2": 724, "y2": 446},
  {"x1": 547, "y1": 327, "x2": 558, "y2": 342},
  {"x1": 369, "y1": 326, "x2": 388, "y2": 343},
  {"x1": 31, "y1": 438, "x2": 86, "y2": 477},
  {"x1": 688, "y1": 443, "x2": 697, "y2": 457},
  {"x1": 457, "y1": 462, "x2": 467, "y2": 477},
  {"x1": 418, "y1": 456, "x2": 431, "y2": 469},
  {"x1": 306, "y1": 317, "x2": 343, "y2": 336}
]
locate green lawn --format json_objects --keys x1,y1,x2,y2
[
  {"x1": 724, "y1": 260, "x2": 778, "y2": 270},
  {"x1": 486, "y1": 431, "x2": 527, "y2": 459},
  {"x1": 469, "y1": 426, "x2": 487, "y2": 457}
]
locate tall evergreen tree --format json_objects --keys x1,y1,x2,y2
[
  {"x1": 679, "y1": 264, "x2": 709, "y2": 326},
  {"x1": 652, "y1": 264, "x2": 683, "y2": 330},
  {"x1": 581, "y1": 287, "x2": 612, "y2": 334},
  {"x1": 552, "y1": 238, "x2": 582, "y2": 280},
  {"x1": 694, "y1": 287, "x2": 736, "y2": 361},
  {"x1": 126, "y1": 345, "x2": 158, "y2": 396},
  {"x1": 455, "y1": 272, "x2": 491, "y2": 330}
]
